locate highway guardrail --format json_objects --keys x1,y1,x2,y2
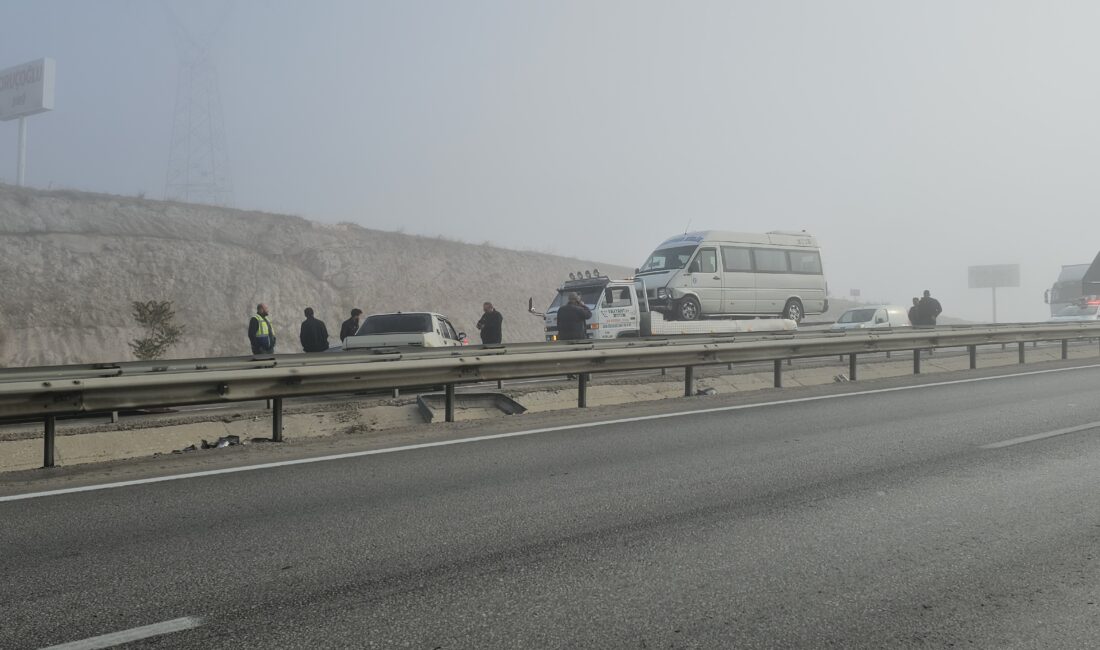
[{"x1": 4, "y1": 322, "x2": 1099, "y2": 468}]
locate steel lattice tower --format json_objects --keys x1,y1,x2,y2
[{"x1": 164, "y1": 17, "x2": 234, "y2": 207}]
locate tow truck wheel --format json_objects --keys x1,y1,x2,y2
[
  {"x1": 677, "y1": 296, "x2": 701, "y2": 321},
  {"x1": 782, "y1": 299, "x2": 804, "y2": 323}
]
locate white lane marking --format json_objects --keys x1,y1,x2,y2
[
  {"x1": 40, "y1": 616, "x2": 204, "y2": 650},
  {"x1": 980, "y1": 421, "x2": 1100, "y2": 449},
  {"x1": 4, "y1": 362, "x2": 1100, "y2": 503}
]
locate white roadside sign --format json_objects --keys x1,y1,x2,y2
[{"x1": 0, "y1": 58, "x2": 55, "y2": 121}]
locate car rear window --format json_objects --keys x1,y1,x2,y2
[
  {"x1": 357, "y1": 313, "x2": 433, "y2": 335},
  {"x1": 837, "y1": 308, "x2": 876, "y2": 324}
]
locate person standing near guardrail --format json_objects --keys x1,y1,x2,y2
[
  {"x1": 917, "y1": 290, "x2": 943, "y2": 326},
  {"x1": 299, "y1": 307, "x2": 330, "y2": 352},
  {"x1": 248, "y1": 303, "x2": 276, "y2": 355},
  {"x1": 476, "y1": 302, "x2": 504, "y2": 344},
  {"x1": 556, "y1": 292, "x2": 592, "y2": 341},
  {"x1": 908, "y1": 297, "x2": 921, "y2": 325},
  {"x1": 340, "y1": 308, "x2": 364, "y2": 342}
]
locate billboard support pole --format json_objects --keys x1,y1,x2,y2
[{"x1": 16, "y1": 116, "x2": 26, "y2": 186}]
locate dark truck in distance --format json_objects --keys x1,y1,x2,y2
[{"x1": 1045, "y1": 263, "x2": 1090, "y2": 317}]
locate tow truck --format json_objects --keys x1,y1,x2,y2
[{"x1": 530, "y1": 271, "x2": 797, "y2": 341}]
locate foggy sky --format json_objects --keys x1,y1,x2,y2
[{"x1": 3, "y1": 0, "x2": 1100, "y2": 323}]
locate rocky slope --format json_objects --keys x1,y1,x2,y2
[{"x1": 0, "y1": 184, "x2": 628, "y2": 366}]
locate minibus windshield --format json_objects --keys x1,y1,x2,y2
[{"x1": 638, "y1": 245, "x2": 696, "y2": 274}]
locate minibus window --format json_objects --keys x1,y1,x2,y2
[
  {"x1": 753, "y1": 249, "x2": 789, "y2": 273},
  {"x1": 788, "y1": 251, "x2": 823, "y2": 274},
  {"x1": 721, "y1": 247, "x2": 752, "y2": 272},
  {"x1": 690, "y1": 248, "x2": 717, "y2": 274}
]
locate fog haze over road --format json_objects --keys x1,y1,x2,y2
[{"x1": 3, "y1": 0, "x2": 1099, "y2": 322}]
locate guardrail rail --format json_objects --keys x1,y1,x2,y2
[{"x1": 4, "y1": 322, "x2": 1099, "y2": 468}]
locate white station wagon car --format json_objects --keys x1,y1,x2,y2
[
  {"x1": 830, "y1": 305, "x2": 912, "y2": 331},
  {"x1": 343, "y1": 312, "x2": 468, "y2": 351}
]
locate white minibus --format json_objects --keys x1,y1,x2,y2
[{"x1": 635, "y1": 231, "x2": 828, "y2": 322}]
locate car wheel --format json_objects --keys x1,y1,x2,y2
[
  {"x1": 678, "y1": 296, "x2": 702, "y2": 321},
  {"x1": 782, "y1": 299, "x2": 804, "y2": 323}
]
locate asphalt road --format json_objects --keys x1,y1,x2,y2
[{"x1": 5, "y1": 363, "x2": 1100, "y2": 648}]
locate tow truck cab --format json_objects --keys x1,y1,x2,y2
[{"x1": 537, "y1": 274, "x2": 644, "y2": 341}]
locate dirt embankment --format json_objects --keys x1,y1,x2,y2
[{"x1": 0, "y1": 184, "x2": 628, "y2": 366}]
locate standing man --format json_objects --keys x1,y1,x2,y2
[
  {"x1": 476, "y1": 302, "x2": 504, "y2": 345},
  {"x1": 340, "y1": 308, "x2": 364, "y2": 342},
  {"x1": 917, "y1": 290, "x2": 943, "y2": 326},
  {"x1": 908, "y1": 297, "x2": 921, "y2": 325},
  {"x1": 299, "y1": 307, "x2": 330, "y2": 352},
  {"x1": 248, "y1": 303, "x2": 276, "y2": 355},
  {"x1": 556, "y1": 292, "x2": 592, "y2": 341}
]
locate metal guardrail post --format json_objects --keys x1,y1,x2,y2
[
  {"x1": 391, "y1": 388, "x2": 400, "y2": 398},
  {"x1": 913, "y1": 349, "x2": 921, "y2": 374},
  {"x1": 684, "y1": 366, "x2": 694, "y2": 397},
  {"x1": 43, "y1": 416, "x2": 56, "y2": 468},
  {"x1": 968, "y1": 345, "x2": 977, "y2": 369},
  {"x1": 1062, "y1": 340, "x2": 1069, "y2": 359},
  {"x1": 848, "y1": 354, "x2": 857, "y2": 381},
  {"x1": 578, "y1": 373, "x2": 588, "y2": 408},
  {"x1": 1018, "y1": 342, "x2": 1025, "y2": 364},
  {"x1": 773, "y1": 359, "x2": 782, "y2": 388},
  {"x1": 272, "y1": 397, "x2": 284, "y2": 442},
  {"x1": 497, "y1": 379, "x2": 503, "y2": 390},
  {"x1": 445, "y1": 384, "x2": 456, "y2": 422}
]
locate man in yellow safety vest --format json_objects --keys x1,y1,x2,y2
[{"x1": 248, "y1": 303, "x2": 276, "y2": 354}]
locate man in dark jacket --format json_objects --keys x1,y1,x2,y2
[
  {"x1": 248, "y1": 303, "x2": 275, "y2": 355},
  {"x1": 299, "y1": 307, "x2": 330, "y2": 352},
  {"x1": 908, "y1": 297, "x2": 921, "y2": 325},
  {"x1": 556, "y1": 293, "x2": 592, "y2": 341},
  {"x1": 339, "y1": 308, "x2": 363, "y2": 342},
  {"x1": 917, "y1": 290, "x2": 943, "y2": 326},
  {"x1": 476, "y1": 302, "x2": 504, "y2": 344}
]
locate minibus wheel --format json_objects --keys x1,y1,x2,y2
[
  {"x1": 782, "y1": 299, "x2": 804, "y2": 323},
  {"x1": 677, "y1": 296, "x2": 701, "y2": 321}
]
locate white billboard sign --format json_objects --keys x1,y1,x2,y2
[
  {"x1": 968, "y1": 264, "x2": 1020, "y2": 289},
  {"x1": 0, "y1": 58, "x2": 55, "y2": 121}
]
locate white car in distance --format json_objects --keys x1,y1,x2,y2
[{"x1": 831, "y1": 305, "x2": 912, "y2": 331}]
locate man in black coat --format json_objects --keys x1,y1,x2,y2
[
  {"x1": 908, "y1": 297, "x2": 921, "y2": 325},
  {"x1": 299, "y1": 307, "x2": 330, "y2": 352},
  {"x1": 556, "y1": 293, "x2": 592, "y2": 341},
  {"x1": 339, "y1": 308, "x2": 363, "y2": 341},
  {"x1": 917, "y1": 290, "x2": 943, "y2": 326},
  {"x1": 476, "y1": 302, "x2": 504, "y2": 344}
]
